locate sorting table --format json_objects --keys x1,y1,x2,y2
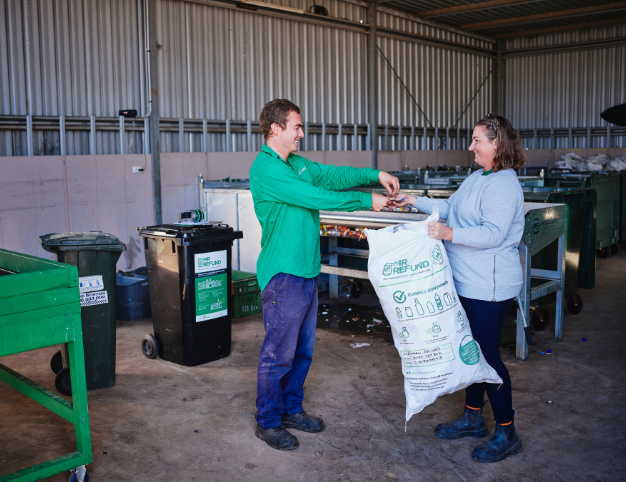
[
  {"x1": 320, "y1": 202, "x2": 567, "y2": 360},
  {"x1": 0, "y1": 249, "x2": 92, "y2": 482}
]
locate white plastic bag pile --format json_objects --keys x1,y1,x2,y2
[
  {"x1": 366, "y1": 206, "x2": 502, "y2": 427},
  {"x1": 555, "y1": 152, "x2": 626, "y2": 172},
  {"x1": 610, "y1": 156, "x2": 626, "y2": 171},
  {"x1": 555, "y1": 152, "x2": 588, "y2": 172}
]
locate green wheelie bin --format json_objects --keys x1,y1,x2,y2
[
  {"x1": 545, "y1": 171, "x2": 620, "y2": 258},
  {"x1": 40, "y1": 231, "x2": 126, "y2": 394}
]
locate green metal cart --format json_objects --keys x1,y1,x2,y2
[{"x1": 0, "y1": 249, "x2": 92, "y2": 482}]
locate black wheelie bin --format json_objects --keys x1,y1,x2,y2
[{"x1": 137, "y1": 223, "x2": 243, "y2": 366}]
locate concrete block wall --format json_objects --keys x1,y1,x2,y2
[
  {"x1": 0, "y1": 154, "x2": 153, "y2": 271},
  {"x1": 3, "y1": 147, "x2": 625, "y2": 270}
]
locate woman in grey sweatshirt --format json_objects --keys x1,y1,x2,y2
[{"x1": 394, "y1": 115, "x2": 526, "y2": 463}]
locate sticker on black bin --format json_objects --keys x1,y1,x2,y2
[
  {"x1": 194, "y1": 250, "x2": 228, "y2": 322},
  {"x1": 80, "y1": 290, "x2": 109, "y2": 307}
]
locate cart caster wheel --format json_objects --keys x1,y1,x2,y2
[
  {"x1": 142, "y1": 334, "x2": 158, "y2": 359},
  {"x1": 51, "y1": 350, "x2": 63, "y2": 374},
  {"x1": 55, "y1": 367, "x2": 72, "y2": 396},
  {"x1": 530, "y1": 308, "x2": 550, "y2": 331},
  {"x1": 610, "y1": 244, "x2": 620, "y2": 256},
  {"x1": 597, "y1": 247, "x2": 611, "y2": 258},
  {"x1": 566, "y1": 294, "x2": 583, "y2": 315},
  {"x1": 69, "y1": 466, "x2": 89, "y2": 482},
  {"x1": 349, "y1": 280, "x2": 363, "y2": 299}
]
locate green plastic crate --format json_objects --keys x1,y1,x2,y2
[{"x1": 232, "y1": 271, "x2": 261, "y2": 318}]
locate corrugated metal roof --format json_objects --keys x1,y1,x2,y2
[{"x1": 383, "y1": 0, "x2": 626, "y2": 39}]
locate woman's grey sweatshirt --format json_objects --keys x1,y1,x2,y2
[{"x1": 411, "y1": 168, "x2": 525, "y2": 302}]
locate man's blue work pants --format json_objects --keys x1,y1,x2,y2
[{"x1": 255, "y1": 273, "x2": 318, "y2": 429}]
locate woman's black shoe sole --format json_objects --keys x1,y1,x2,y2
[
  {"x1": 435, "y1": 426, "x2": 489, "y2": 439},
  {"x1": 472, "y1": 440, "x2": 523, "y2": 463}
]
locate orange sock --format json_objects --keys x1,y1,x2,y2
[
  {"x1": 499, "y1": 420, "x2": 513, "y2": 426},
  {"x1": 465, "y1": 405, "x2": 481, "y2": 410}
]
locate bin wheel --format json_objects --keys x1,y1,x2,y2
[
  {"x1": 349, "y1": 280, "x2": 363, "y2": 299},
  {"x1": 51, "y1": 351, "x2": 63, "y2": 374},
  {"x1": 566, "y1": 294, "x2": 583, "y2": 315},
  {"x1": 142, "y1": 334, "x2": 159, "y2": 359},
  {"x1": 55, "y1": 367, "x2": 72, "y2": 396},
  {"x1": 610, "y1": 244, "x2": 620, "y2": 256},
  {"x1": 530, "y1": 308, "x2": 550, "y2": 331},
  {"x1": 597, "y1": 247, "x2": 611, "y2": 258},
  {"x1": 69, "y1": 469, "x2": 89, "y2": 482}
]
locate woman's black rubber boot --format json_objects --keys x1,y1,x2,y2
[
  {"x1": 472, "y1": 420, "x2": 522, "y2": 463},
  {"x1": 435, "y1": 405, "x2": 489, "y2": 439}
]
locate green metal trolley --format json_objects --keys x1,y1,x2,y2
[{"x1": 0, "y1": 249, "x2": 92, "y2": 482}]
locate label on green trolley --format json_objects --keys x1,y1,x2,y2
[{"x1": 194, "y1": 250, "x2": 228, "y2": 322}]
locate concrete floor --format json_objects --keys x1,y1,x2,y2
[{"x1": 1, "y1": 253, "x2": 625, "y2": 481}]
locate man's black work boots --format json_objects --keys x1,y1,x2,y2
[
  {"x1": 435, "y1": 405, "x2": 489, "y2": 439},
  {"x1": 281, "y1": 411, "x2": 325, "y2": 433},
  {"x1": 255, "y1": 424, "x2": 299, "y2": 451}
]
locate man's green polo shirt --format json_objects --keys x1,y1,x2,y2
[{"x1": 250, "y1": 145, "x2": 380, "y2": 291}]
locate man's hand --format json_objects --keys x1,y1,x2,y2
[
  {"x1": 428, "y1": 222, "x2": 453, "y2": 241},
  {"x1": 392, "y1": 193, "x2": 416, "y2": 208},
  {"x1": 378, "y1": 171, "x2": 400, "y2": 197},
  {"x1": 371, "y1": 193, "x2": 392, "y2": 212}
]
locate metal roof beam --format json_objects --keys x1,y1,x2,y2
[
  {"x1": 460, "y1": 2, "x2": 626, "y2": 30},
  {"x1": 495, "y1": 17, "x2": 626, "y2": 39},
  {"x1": 417, "y1": 0, "x2": 542, "y2": 19}
]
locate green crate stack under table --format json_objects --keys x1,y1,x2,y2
[
  {"x1": 232, "y1": 270, "x2": 261, "y2": 318},
  {"x1": 0, "y1": 249, "x2": 92, "y2": 482}
]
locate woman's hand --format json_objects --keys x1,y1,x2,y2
[
  {"x1": 392, "y1": 193, "x2": 417, "y2": 208},
  {"x1": 428, "y1": 222, "x2": 453, "y2": 241}
]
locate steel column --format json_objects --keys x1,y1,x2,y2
[
  {"x1": 90, "y1": 116, "x2": 96, "y2": 155},
  {"x1": 247, "y1": 120, "x2": 252, "y2": 152},
  {"x1": 26, "y1": 115, "x2": 33, "y2": 156},
  {"x1": 148, "y1": 0, "x2": 162, "y2": 224},
  {"x1": 368, "y1": 3, "x2": 378, "y2": 168},
  {"x1": 226, "y1": 119, "x2": 231, "y2": 152},
  {"x1": 338, "y1": 123, "x2": 342, "y2": 151},
  {"x1": 202, "y1": 119, "x2": 208, "y2": 152},
  {"x1": 59, "y1": 115, "x2": 66, "y2": 156},
  {"x1": 119, "y1": 116, "x2": 125, "y2": 154}
]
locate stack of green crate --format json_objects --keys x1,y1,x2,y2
[{"x1": 232, "y1": 270, "x2": 262, "y2": 318}]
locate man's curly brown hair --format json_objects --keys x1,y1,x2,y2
[
  {"x1": 475, "y1": 115, "x2": 526, "y2": 172},
  {"x1": 259, "y1": 99, "x2": 301, "y2": 140}
]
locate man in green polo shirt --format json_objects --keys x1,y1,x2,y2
[{"x1": 251, "y1": 98, "x2": 399, "y2": 451}]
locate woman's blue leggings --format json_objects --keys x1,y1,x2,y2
[{"x1": 459, "y1": 295, "x2": 514, "y2": 424}]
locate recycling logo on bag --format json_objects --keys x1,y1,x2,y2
[
  {"x1": 431, "y1": 245, "x2": 444, "y2": 265},
  {"x1": 383, "y1": 263, "x2": 393, "y2": 276},
  {"x1": 393, "y1": 291, "x2": 407, "y2": 303}
]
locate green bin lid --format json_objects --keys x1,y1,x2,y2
[
  {"x1": 39, "y1": 231, "x2": 127, "y2": 252},
  {"x1": 232, "y1": 270, "x2": 257, "y2": 281}
]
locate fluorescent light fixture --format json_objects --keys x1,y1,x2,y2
[{"x1": 240, "y1": 0, "x2": 306, "y2": 14}]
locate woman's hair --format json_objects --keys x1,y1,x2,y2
[
  {"x1": 475, "y1": 114, "x2": 526, "y2": 171},
  {"x1": 259, "y1": 99, "x2": 301, "y2": 140}
]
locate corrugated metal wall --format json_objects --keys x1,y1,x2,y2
[
  {"x1": 505, "y1": 47, "x2": 626, "y2": 130},
  {"x1": 3, "y1": 0, "x2": 621, "y2": 156},
  {"x1": 0, "y1": 0, "x2": 147, "y2": 117}
]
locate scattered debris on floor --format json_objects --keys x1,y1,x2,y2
[{"x1": 350, "y1": 343, "x2": 371, "y2": 348}]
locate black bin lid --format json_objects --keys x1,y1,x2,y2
[
  {"x1": 39, "y1": 231, "x2": 127, "y2": 252},
  {"x1": 137, "y1": 223, "x2": 243, "y2": 246}
]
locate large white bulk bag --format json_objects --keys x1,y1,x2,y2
[{"x1": 366, "y1": 205, "x2": 502, "y2": 427}]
